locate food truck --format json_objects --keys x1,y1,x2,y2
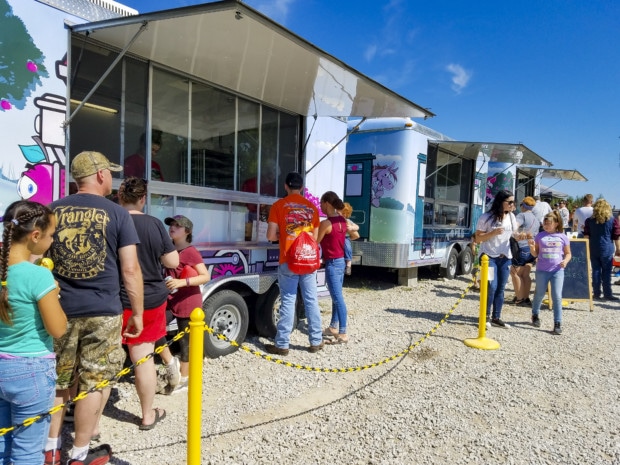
[
  {"x1": 1, "y1": 0, "x2": 434, "y2": 356},
  {"x1": 486, "y1": 156, "x2": 586, "y2": 207},
  {"x1": 343, "y1": 117, "x2": 565, "y2": 285}
]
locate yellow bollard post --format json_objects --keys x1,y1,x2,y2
[
  {"x1": 187, "y1": 307, "x2": 205, "y2": 465},
  {"x1": 464, "y1": 255, "x2": 500, "y2": 350}
]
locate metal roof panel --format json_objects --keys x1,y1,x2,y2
[
  {"x1": 70, "y1": 0, "x2": 434, "y2": 118},
  {"x1": 518, "y1": 166, "x2": 587, "y2": 182},
  {"x1": 431, "y1": 141, "x2": 551, "y2": 165}
]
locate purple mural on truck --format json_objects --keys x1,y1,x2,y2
[{"x1": 371, "y1": 161, "x2": 398, "y2": 207}]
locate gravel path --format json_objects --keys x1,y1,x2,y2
[{"x1": 61, "y1": 269, "x2": 620, "y2": 464}]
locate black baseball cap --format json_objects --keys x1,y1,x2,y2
[{"x1": 285, "y1": 172, "x2": 304, "y2": 190}]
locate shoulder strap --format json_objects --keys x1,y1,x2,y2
[
  {"x1": 483, "y1": 212, "x2": 494, "y2": 228},
  {"x1": 510, "y1": 212, "x2": 518, "y2": 232}
]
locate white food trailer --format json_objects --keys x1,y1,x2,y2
[
  {"x1": 0, "y1": 0, "x2": 434, "y2": 356},
  {"x1": 343, "y1": 117, "x2": 570, "y2": 285}
]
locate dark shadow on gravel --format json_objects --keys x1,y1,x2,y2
[
  {"x1": 590, "y1": 301, "x2": 620, "y2": 310},
  {"x1": 103, "y1": 384, "x2": 143, "y2": 427},
  {"x1": 343, "y1": 265, "x2": 475, "y2": 291}
]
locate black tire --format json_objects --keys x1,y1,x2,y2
[
  {"x1": 254, "y1": 284, "x2": 299, "y2": 339},
  {"x1": 458, "y1": 246, "x2": 474, "y2": 275},
  {"x1": 441, "y1": 248, "x2": 459, "y2": 280},
  {"x1": 203, "y1": 290, "x2": 249, "y2": 358},
  {"x1": 255, "y1": 285, "x2": 280, "y2": 338}
]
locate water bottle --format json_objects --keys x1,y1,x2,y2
[{"x1": 164, "y1": 276, "x2": 177, "y2": 294}]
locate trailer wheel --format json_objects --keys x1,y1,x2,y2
[
  {"x1": 255, "y1": 285, "x2": 298, "y2": 339},
  {"x1": 255, "y1": 285, "x2": 280, "y2": 338},
  {"x1": 441, "y1": 248, "x2": 459, "y2": 280},
  {"x1": 203, "y1": 290, "x2": 249, "y2": 358},
  {"x1": 458, "y1": 246, "x2": 474, "y2": 275}
]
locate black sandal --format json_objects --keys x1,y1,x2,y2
[{"x1": 139, "y1": 408, "x2": 166, "y2": 431}]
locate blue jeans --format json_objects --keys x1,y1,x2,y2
[
  {"x1": 344, "y1": 238, "x2": 352, "y2": 262},
  {"x1": 275, "y1": 263, "x2": 323, "y2": 348},
  {"x1": 590, "y1": 254, "x2": 613, "y2": 298},
  {"x1": 486, "y1": 255, "x2": 511, "y2": 320},
  {"x1": 324, "y1": 258, "x2": 348, "y2": 334},
  {"x1": 0, "y1": 357, "x2": 56, "y2": 465},
  {"x1": 532, "y1": 269, "x2": 565, "y2": 324}
]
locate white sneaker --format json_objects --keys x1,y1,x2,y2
[
  {"x1": 165, "y1": 357, "x2": 181, "y2": 388},
  {"x1": 485, "y1": 322, "x2": 491, "y2": 330},
  {"x1": 171, "y1": 378, "x2": 188, "y2": 395}
]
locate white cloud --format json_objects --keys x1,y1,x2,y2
[
  {"x1": 446, "y1": 63, "x2": 472, "y2": 94},
  {"x1": 364, "y1": 44, "x2": 378, "y2": 62}
]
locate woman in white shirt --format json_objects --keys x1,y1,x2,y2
[{"x1": 475, "y1": 189, "x2": 517, "y2": 328}]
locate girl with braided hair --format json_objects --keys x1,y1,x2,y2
[{"x1": 0, "y1": 200, "x2": 66, "y2": 465}]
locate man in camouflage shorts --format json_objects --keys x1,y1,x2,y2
[
  {"x1": 54, "y1": 317, "x2": 126, "y2": 391},
  {"x1": 44, "y1": 152, "x2": 144, "y2": 465}
]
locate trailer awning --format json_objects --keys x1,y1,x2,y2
[
  {"x1": 430, "y1": 141, "x2": 551, "y2": 166},
  {"x1": 69, "y1": 0, "x2": 433, "y2": 119},
  {"x1": 517, "y1": 166, "x2": 588, "y2": 182},
  {"x1": 540, "y1": 184, "x2": 569, "y2": 200}
]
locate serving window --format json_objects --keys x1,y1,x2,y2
[{"x1": 424, "y1": 145, "x2": 473, "y2": 228}]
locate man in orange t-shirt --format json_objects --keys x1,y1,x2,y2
[{"x1": 265, "y1": 172, "x2": 323, "y2": 355}]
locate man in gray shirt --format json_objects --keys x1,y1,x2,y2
[
  {"x1": 572, "y1": 194, "x2": 594, "y2": 238},
  {"x1": 531, "y1": 195, "x2": 552, "y2": 229}
]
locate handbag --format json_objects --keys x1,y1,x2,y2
[
  {"x1": 510, "y1": 236, "x2": 522, "y2": 266},
  {"x1": 509, "y1": 213, "x2": 522, "y2": 266}
]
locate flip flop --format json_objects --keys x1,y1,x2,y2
[
  {"x1": 139, "y1": 408, "x2": 166, "y2": 431},
  {"x1": 324, "y1": 336, "x2": 348, "y2": 345},
  {"x1": 322, "y1": 327, "x2": 338, "y2": 338}
]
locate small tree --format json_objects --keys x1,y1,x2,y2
[{"x1": 0, "y1": 0, "x2": 48, "y2": 111}]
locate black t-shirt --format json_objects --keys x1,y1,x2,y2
[
  {"x1": 50, "y1": 193, "x2": 140, "y2": 317},
  {"x1": 120, "y1": 214, "x2": 176, "y2": 309}
]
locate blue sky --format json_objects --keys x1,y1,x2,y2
[{"x1": 121, "y1": 0, "x2": 620, "y2": 208}]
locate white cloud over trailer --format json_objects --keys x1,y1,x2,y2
[{"x1": 446, "y1": 63, "x2": 471, "y2": 93}]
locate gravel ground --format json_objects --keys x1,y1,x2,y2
[{"x1": 60, "y1": 268, "x2": 620, "y2": 465}]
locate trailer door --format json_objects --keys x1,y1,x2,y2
[{"x1": 344, "y1": 153, "x2": 375, "y2": 239}]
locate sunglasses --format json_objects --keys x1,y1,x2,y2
[{"x1": 543, "y1": 218, "x2": 557, "y2": 223}]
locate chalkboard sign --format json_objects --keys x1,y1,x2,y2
[{"x1": 561, "y1": 239, "x2": 593, "y2": 311}]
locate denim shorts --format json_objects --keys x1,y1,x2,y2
[
  {"x1": 513, "y1": 247, "x2": 536, "y2": 267},
  {"x1": 0, "y1": 356, "x2": 56, "y2": 465}
]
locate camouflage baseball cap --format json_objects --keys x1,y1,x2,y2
[
  {"x1": 71, "y1": 151, "x2": 123, "y2": 179},
  {"x1": 164, "y1": 215, "x2": 193, "y2": 232}
]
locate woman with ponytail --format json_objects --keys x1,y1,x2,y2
[{"x1": 318, "y1": 191, "x2": 350, "y2": 344}]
